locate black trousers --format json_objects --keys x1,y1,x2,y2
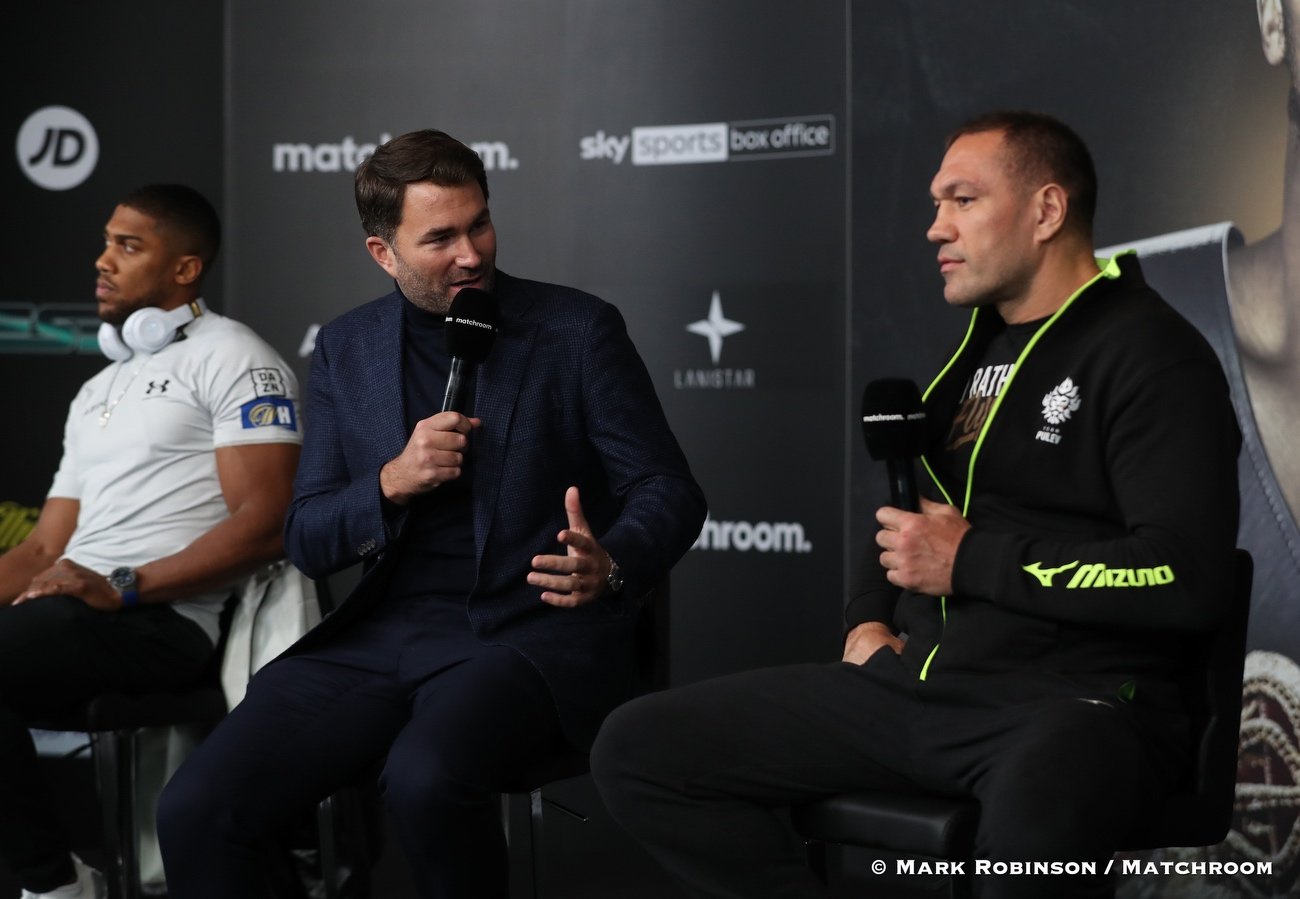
[
  {"x1": 591, "y1": 647, "x2": 1186, "y2": 899},
  {"x1": 157, "y1": 595, "x2": 566, "y2": 899},
  {"x1": 0, "y1": 595, "x2": 211, "y2": 892}
]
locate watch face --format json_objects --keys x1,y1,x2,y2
[{"x1": 109, "y1": 567, "x2": 136, "y2": 590}]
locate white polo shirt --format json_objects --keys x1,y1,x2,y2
[{"x1": 48, "y1": 310, "x2": 302, "y2": 644}]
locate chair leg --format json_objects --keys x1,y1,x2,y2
[
  {"x1": 504, "y1": 792, "x2": 537, "y2": 899},
  {"x1": 503, "y1": 785, "x2": 589, "y2": 898},
  {"x1": 344, "y1": 789, "x2": 371, "y2": 899},
  {"x1": 527, "y1": 788, "x2": 545, "y2": 898},
  {"x1": 91, "y1": 732, "x2": 118, "y2": 899},
  {"x1": 91, "y1": 729, "x2": 141, "y2": 899},
  {"x1": 118, "y1": 728, "x2": 140, "y2": 899},
  {"x1": 318, "y1": 794, "x2": 339, "y2": 899}
]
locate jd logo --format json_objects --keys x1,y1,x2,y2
[
  {"x1": 16, "y1": 106, "x2": 100, "y2": 191},
  {"x1": 29, "y1": 129, "x2": 84, "y2": 167}
]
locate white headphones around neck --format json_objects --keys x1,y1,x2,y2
[{"x1": 98, "y1": 299, "x2": 207, "y2": 361}]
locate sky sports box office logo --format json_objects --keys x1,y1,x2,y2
[{"x1": 580, "y1": 115, "x2": 835, "y2": 166}]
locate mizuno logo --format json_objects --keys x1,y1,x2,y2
[
  {"x1": 1065, "y1": 564, "x2": 1175, "y2": 588},
  {"x1": 1023, "y1": 560, "x2": 1080, "y2": 587},
  {"x1": 1024, "y1": 560, "x2": 1175, "y2": 589}
]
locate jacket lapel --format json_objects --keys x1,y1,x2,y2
[{"x1": 471, "y1": 275, "x2": 539, "y2": 561}]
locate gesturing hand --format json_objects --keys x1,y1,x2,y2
[{"x1": 528, "y1": 486, "x2": 612, "y2": 608}]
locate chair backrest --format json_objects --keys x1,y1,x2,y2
[
  {"x1": 1125, "y1": 548, "x2": 1253, "y2": 849},
  {"x1": 499, "y1": 577, "x2": 671, "y2": 794},
  {"x1": 633, "y1": 579, "x2": 671, "y2": 695}
]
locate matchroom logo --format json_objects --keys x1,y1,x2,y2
[
  {"x1": 691, "y1": 516, "x2": 814, "y2": 554},
  {"x1": 272, "y1": 133, "x2": 520, "y2": 172},
  {"x1": 676, "y1": 291, "x2": 755, "y2": 389},
  {"x1": 580, "y1": 114, "x2": 835, "y2": 166}
]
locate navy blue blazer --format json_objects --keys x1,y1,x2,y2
[{"x1": 284, "y1": 271, "x2": 706, "y2": 745}]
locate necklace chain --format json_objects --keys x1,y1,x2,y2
[{"x1": 98, "y1": 362, "x2": 145, "y2": 427}]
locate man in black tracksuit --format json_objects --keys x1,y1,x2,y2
[{"x1": 591, "y1": 111, "x2": 1241, "y2": 899}]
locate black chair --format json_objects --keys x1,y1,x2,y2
[
  {"x1": 504, "y1": 579, "x2": 672, "y2": 899},
  {"x1": 792, "y1": 549, "x2": 1254, "y2": 897},
  {"x1": 31, "y1": 607, "x2": 233, "y2": 899},
  {"x1": 33, "y1": 578, "x2": 366, "y2": 899}
]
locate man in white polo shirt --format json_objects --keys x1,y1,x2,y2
[{"x1": 0, "y1": 184, "x2": 301, "y2": 899}]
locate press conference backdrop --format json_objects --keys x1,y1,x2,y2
[
  {"x1": 223, "y1": 0, "x2": 850, "y2": 685},
  {"x1": 0, "y1": 3, "x2": 224, "y2": 536},
  {"x1": 3, "y1": 1, "x2": 1297, "y2": 896}
]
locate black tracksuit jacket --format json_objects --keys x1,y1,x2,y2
[{"x1": 848, "y1": 253, "x2": 1241, "y2": 708}]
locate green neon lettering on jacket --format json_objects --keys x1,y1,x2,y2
[{"x1": 1056, "y1": 563, "x2": 1175, "y2": 589}]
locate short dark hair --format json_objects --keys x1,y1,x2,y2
[
  {"x1": 947, "y1": 111, "x2": 1097, "y2": 237},
  {"x1": 120, "y1": 184, "x2": 221, "y2": 279},
  {"x1": 354, "y1": 129, "x2": 489, "y2": 244}
]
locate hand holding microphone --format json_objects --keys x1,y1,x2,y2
[
  {"x1": 861, "y1": 378, "x2": 968, "y2": 596},
  {"x1": 380, "y1": 288, "x2": 499, "y2": 505},
  {"x1": 380, "y1": 412, "x2": 481, "y2": 505}
]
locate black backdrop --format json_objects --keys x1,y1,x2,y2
[{"x1": 3, "y1": 2, "x2": 1296, "y2": 896}]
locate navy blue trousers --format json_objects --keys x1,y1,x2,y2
[
  {"x1": 158, "y1": 595, "x2": 564, "y2": 899},
  {"x1": 592, "y1": 647, "x2": 1187, "y2": 899},
  {"x1": 0, "y1": 596, "x2": 211, "y2": 892}
]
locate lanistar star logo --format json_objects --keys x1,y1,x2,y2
[
  {"x1": 674, "y1": 291, "x2": 755, "y2": 390},
  {"x1": 686, "y1": 291, "x2": 744, "y2": 365}
]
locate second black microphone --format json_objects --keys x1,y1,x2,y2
[{"x1": 860, "y1": 378, "x2": 927, "y2": 512}]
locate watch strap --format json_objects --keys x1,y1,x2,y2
[{"x1": 605, "y1": 555, "x2": 624, "y2": 594}]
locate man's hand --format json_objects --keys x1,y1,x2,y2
[
  {"x1": 380, "y1": 412, "x2": 481, "y2": 505},
  {"x1": 876, "y1": 497, "x2": 971, "y2": 597},
  {"x1": 14, "y1": 558, "x2": 123, "y2": 610},
  {"x1": 528, "y1": 486, "x2": 612, "y2": 608},
  {"x1": 842, "y1": 621, "x2": 904, "y2": 664}
]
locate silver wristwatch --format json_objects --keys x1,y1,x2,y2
[
  {"x1": 108, "y1": 566, "x2": 139, "y2": 607},
  {"x1": 605, "y1": 555, "x2": 624, "y2": 594}
]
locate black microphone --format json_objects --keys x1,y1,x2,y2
[
  {"x1": 442, "y1": 287, "x2": 499, "y2": 413},
  {"x1": 861, "y1": 378, "x2": 926, "y2": 512}
]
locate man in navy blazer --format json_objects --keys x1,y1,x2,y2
[{"x1": 159, "y1": 129, "x2": 705, "y2": 899}]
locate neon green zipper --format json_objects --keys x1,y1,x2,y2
[{"x1": 911, "y1": 256, "x2": 1125, "y2": 680}]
